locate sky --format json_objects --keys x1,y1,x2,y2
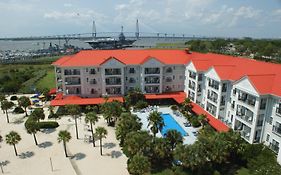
[{"x1": 0, "y1": 0, "x2": 281, "y2": 38}]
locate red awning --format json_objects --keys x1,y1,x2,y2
[
  {"x1": 50, "y1": 95, "x2": 124, "y2": 106},
  {"x1": 48, "y1": 88, "x2": 57, "y2": 95},
  {"x1": 191, "y1": 102, "x2": 229, "y2": 132},
  {"x1": 144, "y1": 92, "x2": 186, "y2": 103}
]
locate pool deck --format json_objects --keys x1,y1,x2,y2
[{"x1": 132, "y1": 106, "x2": 201, "y2": 145}]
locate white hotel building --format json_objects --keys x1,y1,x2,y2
[{"x1": 52, "y1": 49, "x2": 281, "y2": 163}]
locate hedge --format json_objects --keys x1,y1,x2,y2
[
  {"x1": 37, "y1": 121, "x2": 59, "y2": 129},
  {"x1": 25, "y1": 115, "x2": 59, "y2": 129}
]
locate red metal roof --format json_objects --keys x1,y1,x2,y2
[
  {"x1": 144, "y1": 92, "x2": 186, "y2": 103},
  {"x1": 53, "y1": 50, "x2": 281, "y2": 97},
  {"x1": 191, "y1": 102, "x2": 229, "y2": 132},
  {"x1": 48, "y1": 88, "x2": 57, "y2": 95},
  {"x1": 50, "y1": 95, "x2": 124, "y2": 106}
]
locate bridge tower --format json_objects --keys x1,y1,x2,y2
[
  {"x1": 135, "y1": 19, "x2": 140, "y2": 39},
  {"x1": 92, "y1": 20, "x2": 97, "y2": 38}
]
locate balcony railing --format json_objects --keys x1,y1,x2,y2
[
  {"x1": 208, "y1": 82, "x2": 219, "y2": 90},
  {"x1": 188, "y1": 84, "x2": 195, "y2": 91},
  {"x1": 236, "y1": 111, "x2": 253, "y2": 124},
  {"x1": 105, "y1": 69, "x2": 121, "y2": 75},
  {"x1": 207, "y1": 95, "x2": 218, "y2": 103},
  {"x1": 145, "y1": 68, "x2": 160, "y2": 74},
  {"x1": 240, "y1": 131, "x2": 250, "y2": 141},
  {"x1": 64, "y1": 70, "x2": 80, "y2": 75},
  {"x1": 272, "y1": 125, "x2": 281, "y2": 136},
  {"x1": 145, "y1": 77, "x2": 160, "y2": 84},
  {"x1": 276, "y1": 107, "x2": 281, "y2": 116}
]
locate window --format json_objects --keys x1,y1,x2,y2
[
  {"x1": 179, "y1": 75, "x2": 183, "y2": 80},
  {"x1": 222, "y1": 83, "x2": 227, "y2": 92},
  {"x1": 266, "y1": 134, "x2": 270, "y2": 142},
  {"x1": 86, "y1": 68, "x2": 88, "y2": 72},
  {"x1": 90, "y1": 69, "x2": 96, "y2": 74},
  {"x1": 173, "y1": 75, "x2": 175, "y2": 80},
  {"x1": 166, "y1": 67, "x2": 173, "y2": 73},
  {"x1": 129, "y1": 68, "x2": 135, "y2": 74},
  {"x1": 198, "y1": 74, "x2": 203, "y2": 81}
]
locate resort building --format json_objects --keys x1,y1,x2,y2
[{"x1": 52, "y1": 49, "x2": 281, "y2": 164}]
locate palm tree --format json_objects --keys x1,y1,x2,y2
[
  {"x1": 127, "y1": 154, "x2": 151, "y2": 175},
  {"x1": 58, "y1": 130, "x2": 72, "y2": 157},
  {"x1": 85, "y1": 112, "x2": 99, "y2": 147},
  {"x1": 0, "y1": 94, "x2": 6, "y2": 113},
  {"x1": 26, "y1": 121, "x2": 40, "y2": 145},
  {"x1": 95, "y1": 127, "x2": 108, "y2": 155},
  {"x1": 181, "y1": 98, "x2": 193, "y2": 112},
  {"x1": 31, "y1": 108, "x2": 45, "y2": 122},
  {"x1": 165, "y1": 130, "x2": 183, "y2": 151},
  {"x1": 18, "y1": 96, "x2": 31, "y2": 116},
  {"x1": 66, "y1": 105, "x2": 81, "y2": 139},
  {"x1": 1, "y1": 100, "x2": 14, "y2": 123},
  {"x1": 5, "y1": 131, "x2": 21, "y2": 156},
  {"x1": 198, "y1": 114, "x2": 208, "y2": 128},
  {"x1": 147, "y1": 111, "x2": 164, "y2": 139}
]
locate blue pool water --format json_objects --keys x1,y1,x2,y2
[{"x1": 160, "y1": 113, "x2": 187, "y2": 137}]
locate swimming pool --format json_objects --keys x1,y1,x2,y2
[{"x1": 160, "y1": 113, "x2": 187, "y2": 137}]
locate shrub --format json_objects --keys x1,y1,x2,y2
[
  {"x1": 134, "y1": 100, "x2": 148, "y2": 110},
  {"x1": 10, "y1": 95, "x2": 18, "y2": 101},
  {"x1": 170, "y1": 105, "x2": 178, "y2": 111},
  {"x1": 37, "y1": 121, "x2": 59, "y2": 129},
  {"x1": 13, "y1": 106, "x2": 25, "y2": 114},
  {"x1": 191, "y1": 118, "x2": 201, "y2": 127}
]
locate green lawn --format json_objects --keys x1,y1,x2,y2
[{"x1": 36, "y1": 69, "x2": 55, "y2": 91}]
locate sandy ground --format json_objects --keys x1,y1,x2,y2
[{"x1": 0, "y1": 95, "x2": 128, "y2": 175}]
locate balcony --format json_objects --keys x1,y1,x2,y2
[
  {"x1": 105, "y1": 69, "x2": 121, "y2": 76},
  {"x1": 145, "y1": 86, "x2": 160, "y2": 93},
  {"x1": 128, "y1": 78, "x2": 136, "y2": 84},
  {"x1": 64, "y1": 69, "x2": 80, "y2": 76},
  {"x1": 238, "y1": 93, "x2": 256, "y2": 107},
  {"x1": 272, "y1": 125, "x2": 281, "y2": 136},
  {"x1": 189, "y1": 72, "x2": 196, "y2": 80},
  {"x1": 276, "y1": 107, "x2": 281, "y2": 116},
  {"x1": 145, "y1": 68, "x2": 160, "y2": 74},
  {"x1": 207, "y1": 95, "x2": 218, "y2": 103},
  {"x1": 208, "y1": 82, "x2": 219, "y2": 90},
  {"x1": 90, "y1": 69, "x2": 96, "y2": 75},
  {"x1": 65, "y1": 77, "x2": 81, "y2": 85},
  {"x1": 165, "y1": 77, "x2": 172, "y2": 83},
  {"x1": 188, "y1": 83, "x2": 195, "y2": 91},
  {"x1": 89, "y1": 79, "x2": 97, "y2": 85},
  {"x1": 269, "y1": 143, "x2": 280, "y2": 153},
  {"x1": 105, "y1": 77, "x2": 121, "y2": 85},
  {"x1": 145, "y1": 76, "x2": 160, "y2": 84},
  {"x1": 240, "y1": 130, "x2": 250, "y2": 141},
  {"x1": 236, "y1": 111, "x2": 253, "y2": 124},
  {"x1": 129, "y1": 68, "x2": 135, "y2": 74},
  {"x1": 106, "y1": 87, "x2": 121, "y2": 95}
]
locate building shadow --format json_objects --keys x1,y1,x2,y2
[
  {"x1": 103, "y1": 142, "x2": 116, "y2": 149},
  {"x1": 111, "y1": 150, "x2": 122, "y2": 158},
  {"x1": 19, "y1": 151, "x2": 34, "y2": 159},
  {"x1": 38, "y1": 141, "x2": 53, "y2": 148},
  {"x1": 71, "y1": 153, "x2": 86, "y2": 160}
]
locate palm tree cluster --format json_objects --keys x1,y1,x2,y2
[
  {"x1": 174, "y1": 127, "x2": 247, "y2": 174},
  {"x1": 116, "y1": 111, "x2": 183, "y2": 174},
  {"x1": 101, "y1": 100, "x2": 123, "y2": 126}
]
